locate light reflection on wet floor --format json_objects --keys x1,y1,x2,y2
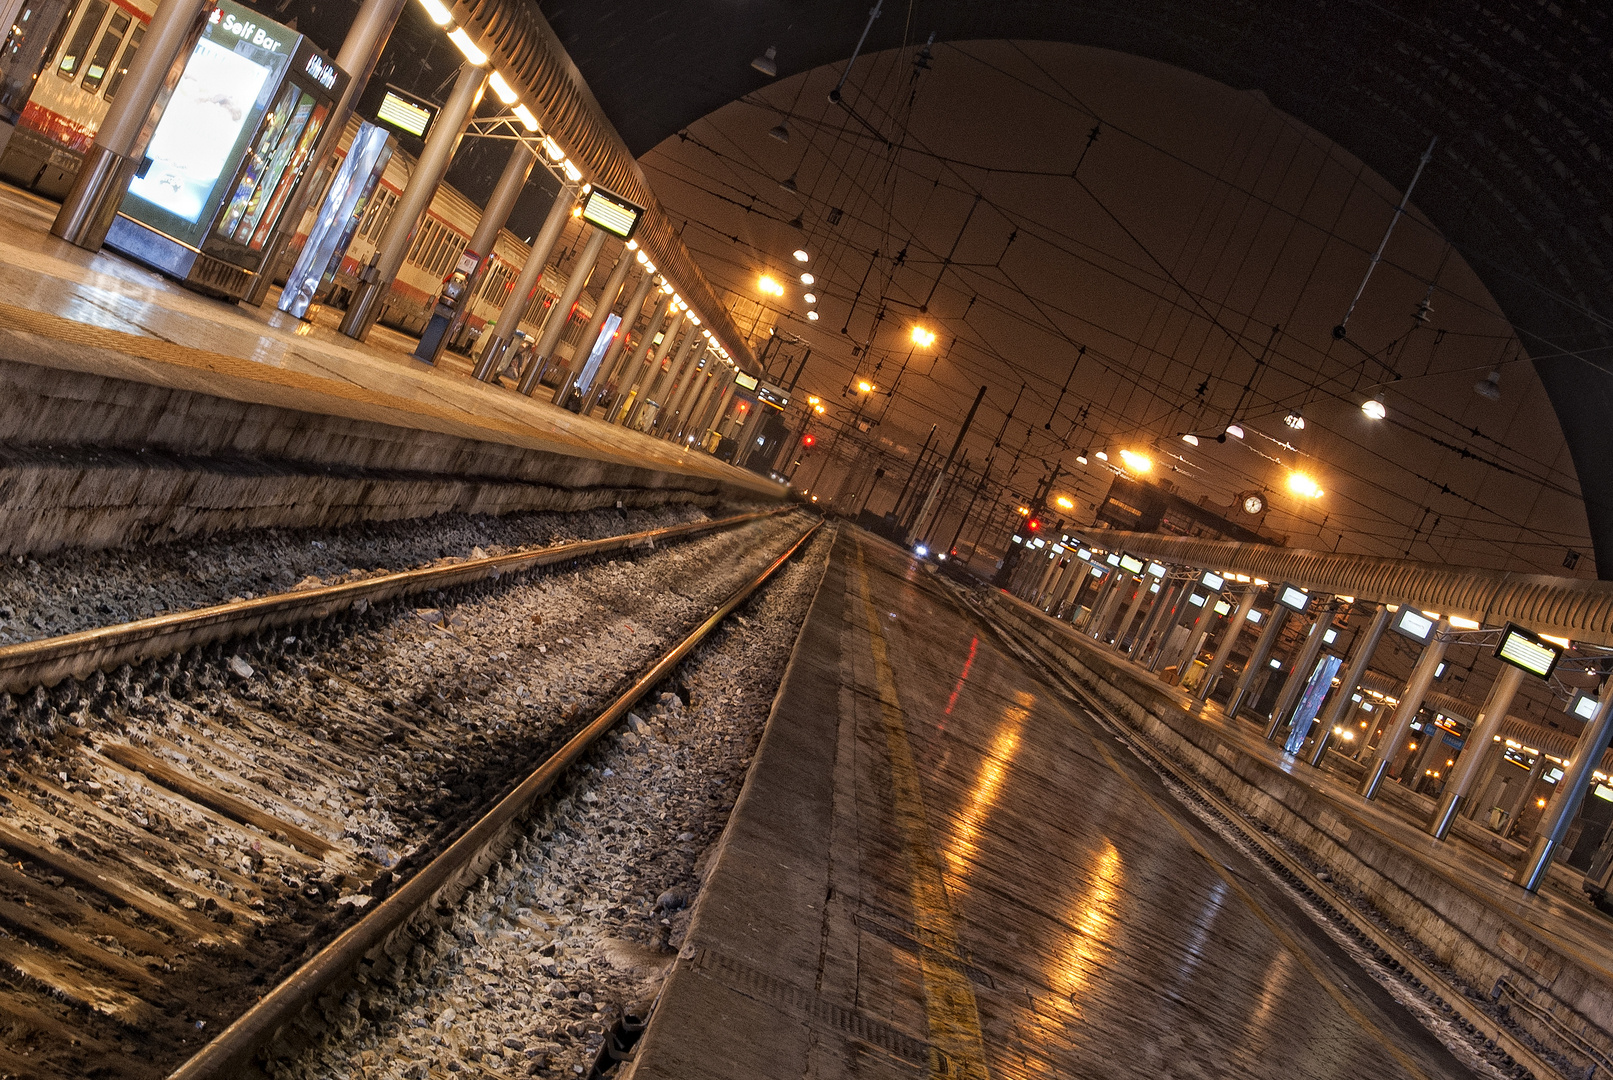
[{"x1": 849, "y1": 536, "x2": 1479, "y2": 1079}]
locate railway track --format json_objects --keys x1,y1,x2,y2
[{"x1": 0, "y1": 508, "x2": 814, "y2": 1080}]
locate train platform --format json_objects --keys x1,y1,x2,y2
[
  {"x1": 628, "y1": 527, "x2": 1503, "y2": 1079},
  {"x1": 0, "y1": 183, "x2": 776, "y2": 550}
]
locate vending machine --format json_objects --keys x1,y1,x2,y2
[{"x1": 104, "y1": 0, "x2": 347, "y2": 300}]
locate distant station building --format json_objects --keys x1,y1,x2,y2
[{"x1": 1092, "y1": 475, "x2": 1283, "y2": 545}]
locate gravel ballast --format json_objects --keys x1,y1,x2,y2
[{"x1": 269, "y1": 526, "x2": 834, "y2": 1080}]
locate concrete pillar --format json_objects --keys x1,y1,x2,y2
[
  {"x1": 1504, "y1": 753, "x2": 1549, "y2": 839},
  {"x1": 1430, "y1": 664, "x2": 1526, "y2": 839},
  {"x1": 1356, "y1": 698, "x2": 1389, "y2": 761},
  {"x1": 556, "y1": 245, "x2": 634, "y2": 406},
  {"x1": 341, "y1": 64, "x2": 487, "y2": 340},
  {"x1": 246, "y1": 0, "x2": 410, "y2": 304},
  {"x1": 602, "y1": 287, "x2": 669, "y2": 420},
  {"x1": 418, "y1": 141, "x2": 537, "y2": 363},
  {"x1": 1519, "y1": 677, "x2": 1613, "y2": 885},
  {"x1": 583, "y1": 267, "x2": 658, "y2": 415},
  {"x1": 643, "y1": 329, "x2": 698, "y2": 432},
  {"x1": 731, "y1": 400, "x2": 766, "y2": 466},
  {"x1": 1199, "y1": 589, "x2": 1259, "y2": 701},
  {"x1": 1149, "y1": 584, "x2": 1202, "y2": 674},
  {"x1": 1360, "y1": 616, "x2": 1451, "y2": 799},
  {"x1": 1225, "y1": 605, "x2": 1289, "y2": 720},
  {"x1": 675, "y1": 367, "x2": 719, "y2": 443},
  {"x1": 1032, "y1": 554, "x2": 1064, "y2": 605},
  {"x1": 53, "y1": 0, "x2": 211, "y2": 248},
  {"x1": 692, "y1": 372, "x2": 735, "y2": 443},
  {"x1": 1087, "y1": 571, "x2": 1126, "y2": 639},
  {"x1": 1131, "y1": 578, "x2": 1180, "y2": 659},
  {"x1": 475, "y1": 181, "x2": 580, "y2": 381},
  {"x1": 1307, "y1": 604, "x2": 1390, "y2": 766},
  {"x1": 517, "y1": 227, "x2": 606, "y2": 395},
  {"x1": 1464, "y1": 737, "x2": 1511, "y2": 821},
  {"x1": 1171, "y1": 588, "x2": 1220, "y2": 687},
  {"x1": 624, "y1": 310, "x2": 686, "y2": 427},
  {"x1": 706, "y1": 377, "x2": 738, "y2": 442},
  {"x1": 656, "y1": 345, "x2": 708, "y2": 435},
  {"x1": 1111, "y1": 577, "x2": 1151, "y2": 652},
  {"x1": 1265, "y1": 613, "x2": 1331, "y2": 742}
]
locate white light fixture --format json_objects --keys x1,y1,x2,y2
[
  {"x1": 807, "y1": 310, "x2": 819, "y2": 320},
  {"x1": 448, "y1": 27, "x2": 487, "y2": 65},
  {"x1": 689, "y1": 314, "x2": 701, "y2": 325},
  {"x1": 1076, "y1": 453, "x2": 1088, "y2": 464},
  {"x1": 751, "y1": 45, "x2": 778, "y2": 77},
  {"x1": 635, "y1": 250, "x2": 648, "y2": 264},
  {"x1": 768, "y1": 122, "x2": 789, "y2": 143},
  {"x1": 562, "y1": 159, "x2": 582, "y2": 182},
  {"x1": 1284, "y1": 408, "x2": 1305, "y2": 430},
  {"x1": 1181, "y1": 433, "x2": 1199, "y2": 446},
  {"x1": 1475, "y1": 369, "x2": 1501, "y2": 401},
  {"x1": 793, "y1": 248, "x2": 810, "y2": 262},
  {"x1": 512, "y1": 104, "x2": 538, "y2": 131},
  {"x1": 804, "y1": 293, "x2": 816, "y2": 303},
  {"x1": 661, "y1": 282, "x2": 674, "y2": 294},
  {"x1": 1095, "y1": 450, "x2": 1109, "y2": 461},
  {"x1": 542, "y1": 136, "x2": 565, "y2": 162},
  {"x1": 1362, "y1": 393, "x2": 1386, "y2": 420},
  {"x1": 1226, "y1": 424, "x2": 1244, "y2": 439},
  {"x1": 418, "y1": 0, "x2": 451, "y2": 26},
  {"x1": 800, "y1": 272, "x2": 814, "y2": 285},
  {"x1": 488, "y1": 71, "x2": 518, "y2": 104}
]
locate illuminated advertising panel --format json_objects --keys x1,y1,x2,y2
[
  {"x1": 581, "y1": 187, "x2": 644, "y2": 240},
  {"x1": 1495, "y1": 623, "x2": 1560, "y2": 679},
  {"x1": 124, "y1": 1, "x2": 296, "y2": 243},
  {"x1": 1119, "y1": 554, "x2": 1145, "y2": 574}
]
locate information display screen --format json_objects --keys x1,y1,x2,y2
[
  {"x1": 122, "y1": 1, "x2": 295, "y2": 246},
  {"x1": 1495, "y1": 623, "x2": 1561, "y2": 679},
  {"x1": 734, "y1": 372, "x2": 759, "y2": 391},
  {"x1": 1569, "y1": 691, "x2": 1600, "y2": 721},
  {"x1": 1394, "y1": 607, "x2": 1436, "y2": 643},
  {"x1": 1202, "y1": 571, "x2": 1224, "y2": 590},
  {"x1": 377, "y1": 87, "x2": 433, "y2": 137},
  {"x1": 581, "y1": 187, "x2": 643, "y2": 240},
  {"x1": 1119, "y1": 554, "x2": 1144, "y2": 574},
  {"x1": 1277, "y1": 584, "x2": 1309, "y2": 611},
  {"x1": 1148, "y1": 562, "x2": 1166, "y2": 577}
]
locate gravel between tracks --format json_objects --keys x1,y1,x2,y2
[
  {"x1": 0, "y1": 502, "x2": 728, "y2": 644},
  {"x1": 0, "y1": 509, "x2": 809, "y2": 1080},
  {"x1": 270, "y1": 526, "x2": 834, "y2": 1080}
]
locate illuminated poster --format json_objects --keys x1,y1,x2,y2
[
  {"x1": 1285, "y1": 654, "x2": 1343, "y2": 755},
  {"x1": 121, "y1": 0, "x2": 295, "y2": 245},
  {"x1": 575, "y1": 313, "x2": 621, "y2": 394}
]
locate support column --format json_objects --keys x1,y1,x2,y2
[
  {"x1": 1199, "y1": 589, "x2": 1259, "y2": 701},
  {"x1": 1504, "y1": 753, "x2": 1549, "y2": 840},
  {"x1": 517, "y1": 227, "x2": 606, "y2": 395},
  {"x1": 1464, "y1": 738, "x2": 1511, "y2": 821},
  {"x1": 1125, "y1": 576, "x2": 1170, "y2": 657},
  {"x1": 625, "y1": 311, "x2": 687, "y2": 428},
  {"x1": 693, "y1": 372, "x2": 735, "y2": 443},
  {"x1": 1032, "y1": 554, "x2": 1064, "y2": 606},
  {"x1": 418, "y1": 141, "x2": 536, "y2": 364},
  {"x1": 584, "y1": 267, "x2": 658, "y2": 416},
  {"x1": 340, "y1": 64, "x2": 487, "y2": 340},
  {"x1": 1265, "y1": 612, "x2": 1331, "y2": 742},
  {"x1": 247, "y1": 0, "x2": 410, "y2": 304},
  {"x1": 53, "y1": 0, "x2": 211, "y2": 248},
  {"x1": 731, "y1": 399, "x2": 766, "y2": 466},
  {"x1": 1149, "y1": 583, "x2": 1201, "y2": 674},
  {"x1": 1225, "y1": 605, "x2": 1289, "y2": 720},
  {"x1": 656, "y1": 345, "x2": 708, "y2": 435},
  {"x1": 705, "y1": 376, "x2": 738, "y2": 442},
  {"x1": 1360, "y1": 616, "x2": 1451, "y2": 799},
  {"x1": 611, "y1": 292, "x2": 674, "y2": 422},
  {"x1": 1085, "y1": 571, "x2": 1123, "y2": 637},
  {"x1": 474, "y1": 181, "x2": 580, "y2": 381},
  {"x1": 1430, "y1": 664, "x2": 1526, "y2": 839},
  {"x1": 1356, "y1": 699, "x2": 1390, "y2": 761},
  {"x1": 675, "y1": 367, "x2": 719, "y2": 443},
  {"x1": 1307, "y1": 604, "x2": 1390, "y2": 766},
  {"x1": 556, "y1": 245, "x2": 634, "y2": 406},
  {"x1": 1111, "y1": 577, "x2": 1150, "y2": 651},
  {"x1": 1171, "y1": 588, "x2": 1220, "y2": 686}
]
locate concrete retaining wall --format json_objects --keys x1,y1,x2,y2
[
  {"x1": 0, "y1": 354, "x2": 775, "y2": 553},
  {"x1": 983, "y1": 590, "x2": 1613, "y2": 1071}
]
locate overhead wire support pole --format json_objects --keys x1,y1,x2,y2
[
  {"x1": 1334, "y1": 136, "x2": 1437, "y2": 339},
  {"x1": 829, "y1": 0, "x2": 883, "y2": 104}
]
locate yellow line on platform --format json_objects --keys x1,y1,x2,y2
[
  {"x1": 853, "y1": 540, "x2": 992, "y2": 1080},
  {"x1": 1084, "y1": 733, "x2": 1436, "y2": 1080}
]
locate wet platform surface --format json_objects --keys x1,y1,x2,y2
[
  {"x1": 632, "y1": 528, "x2": 1483, "y2": 1079},
  {"x1": 0, "y1": 183, "x2": 768, "y2": 494},
  {"x1": 989, "y1": 588, "x2": 1613, "y2": 991}
]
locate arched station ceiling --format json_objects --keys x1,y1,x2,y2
[{"x1": 537, "y1": 0, "x2": 1613, "y2": 573}]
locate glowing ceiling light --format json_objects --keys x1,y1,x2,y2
[
  {"x1": 689, "y1": 314, "x2": 701, "y2": 325},
  {"x1": 511, "y1": 104, "x2": 538, "y2": 131},
  {"x1": 1076, "y1": 453, "x2": 1088, "y2": 464},
  {"x1": 562, "y1": 159, "x2": 582, "y2": 182},
  {"x1": 857, "y1": 380, "x2": 874, "y2": 393},
  {"x1": 793, "y1": 248, "x2": 810, "y2": 262},
  {"x1": 418, "y1": 0, "x2": 451, "y2": 26},
  {"x1": 910, "y1": 325, "x2": 936, "y2": 347},
  {"x1": 488, "y1": 70, "x2": 518, "y2": 104},
  {"x1": 542, "y1": 136, "x2": 564, "y2": 161},
  {"x1": 1096, "y1": 450, "x2": 1109, "y2": 461},
  {"x1": 807, "y1": 310, "x2": 819, "y2": 320},
  {"x1": 634, "y1": 250, "x2": 648, "y2": 264},
  {"x1": 1181, "y1": 433, "x2": 1199, "y2": 446},
  {"x1": 644, "y1": 262, "x2": 655, "y2": 274},
  {"x1": 1119, "y1": 449, "x2": 1152, "y2": 473},
  {"x1": 758, "y1": 275, "x2": 784, "y2": 296},
  {"x1": 1362, "y1": 393, "x2": 1387, "y2": 420},
  {"x1": 447, "y1": 27, "x2": 487, "y2": 65},
  {"x1": 1226, "y1": 424, "x2": 1244, "y2": 438},
  {"x1": 800, "y1": 272, "x2": 814, "y2": 285},
  {"x1": 1055, "y1": 495, "x2": 1075, "y2": 510},
  {"x1": 1287, "y1": 471, "x2": 1323, "y2": 498},
  {"x1": 803, "y1": 293, "x2": 816, "y2": 303}
]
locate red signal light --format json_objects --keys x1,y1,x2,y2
[
  {"x1": 801, "y1": 433, "x2": 816, "y2": 447},
  {"x1": 1026, "y1": 518, "x2": 1041, "y2": 532}
]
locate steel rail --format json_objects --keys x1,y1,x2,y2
[
  {"x1": 0, "y1": 509, "x2": 785, "y2": 696},
  {"x1": 970, "y1": 591, "x2": 1560, "y2": 1080},
  {"x1": 165, "y1": 518, "x2": 821, "y2": 1080},
  {"x1": 1074, "y1": 529, "x2": 1613, "y2": 649}
]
